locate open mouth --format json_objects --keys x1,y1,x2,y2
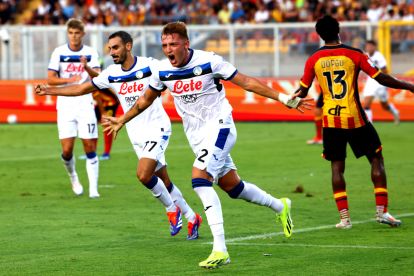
[{"x1": 168, "y1": 54, "x2": 175, "y2": 63}]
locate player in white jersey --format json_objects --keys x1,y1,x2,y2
[
  {"x1": 47, "y1": 18, "x2": 100, "y2": 198},
  {"x1": 37, "y1": 31, "x2": 202, "y2": 240},
  {"x1": 102, "y1": 22, "x2": 312, "y2": 269},
  {"x1": 363, "y1": 40, "x2": 400, "y2": 124}
]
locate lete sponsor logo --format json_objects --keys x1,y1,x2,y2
[
  {"x1": 64, "y1": 63, "x2": 84, "y2": 73},
  {"x1": 172, "y1": 79, "x2": 202, "y2": 94},
  {"x1": 118, "y1": 82, "x2": 144, "y2": 95}
]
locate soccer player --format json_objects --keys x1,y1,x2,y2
[
  {"x1": 37, "y1": 31, "x2": 202, "y2": 240},
  {"x1": 47, "y1": 18, "x2": 100, "y2": 198},
  {"x1": 362, "y1": 40, "x2": 400, "y2": 124},
  {"x1": 102, "y1": 22, "x2": 312, "y2": 269},
  {"x1": 306, "y1": 94, "x2": 323, "y2": 144},
  {"x1": 293, "y1": 15, "x2": 414, "y2": 229}
]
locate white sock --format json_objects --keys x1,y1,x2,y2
[
  {"x1": 86, "y1": 155, "x2": 99, "y2": 196},
  {"x1": 62, "y1": 155, "x2": 79, "y2": 183},
  {"x1": 169, "y1": 184, "x2": 196, "y2": 222},
  {"x1": 238, "y1": 181, "x2": 284, "y2": 213},
  {"x1": 389, "y1": 103, "x2": 399, "y2": 117},
  {"x1": 365, "y1": 109, "x2": 373, "y2": 122},
  {"x1": 149, "y1": 177, "x2": 176, "y2": 212},
  {"x1": 193, "y1": 186, "x2": 226, "y2": 253}
]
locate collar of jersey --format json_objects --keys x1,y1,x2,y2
[
  {"x1": 67, "y1": 43, "x2": 84, "y2": 52},
  {"x1": 122, "y1": 56, "x2": 137, "y2": 72},
  {"x1": 177, "y1": 48, "x2": 194, "y2": 68}
]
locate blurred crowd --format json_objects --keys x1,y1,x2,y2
[{"x1": 1, "y1": 0, "x2": 414, "y2": 26}]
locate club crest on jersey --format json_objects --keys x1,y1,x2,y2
[
  {"x1": 135, "y1": 70, "x2": 144, "y2": 79},
  {"x1": 193, "y1": 66, "x2": 202, "y2": 76}
]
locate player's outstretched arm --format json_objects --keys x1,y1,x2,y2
[
  {"x1": 375, "y1": 73, "x2": 414, "y2": 92},
  {"x1": 230, "y1": 72, "x2": 313, "y2": 113},
  {"x1": 102, "y1": 88, "x2": 160, "y2": 139},
  {"x1": 35, "y1": 82, "x2": 96, "y2": 96}
]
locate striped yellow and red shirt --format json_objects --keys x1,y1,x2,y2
[{"x1": 300, "y1": 44, "x2": 380, "y2": 129}]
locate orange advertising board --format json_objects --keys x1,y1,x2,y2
[{"x1": 0, "y1": 78, "x2": 413, "y2": 123}]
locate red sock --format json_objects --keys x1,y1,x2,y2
[
  {"x1": 334, "y1": 190, "x2": 348, "y2": 216},
  {"x1": 104, "y1": 129, "x2": 113, "y2": 155},
  {"x1": 374, "y1": 187, "x2": 388, "y2": 213},
  {"x1": 315, "y1": 117, "x2": 322, "y2": 139}
]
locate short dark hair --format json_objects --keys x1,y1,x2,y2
[
  {"x1": 365, "y1": 39, "x2": 377, "y2": 46},
  {"x1": 162, "y1": 21, "x2": 189, "y2": 40},
  {"x1": 108, "y1": 31, "x2": 133, "y2": 45},
  {"x1": 315, "y1": 15, "x2": 340, "y2": 42}
]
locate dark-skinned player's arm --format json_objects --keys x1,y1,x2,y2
[
  {"x1": 375, "y1": 72, "x2": 414, "y2": 92},
  {"x1": 102, "y1": 88, "x2": 160, "y2": 139}
]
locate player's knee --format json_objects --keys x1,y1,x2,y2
[
  {"x1": 226, "y1": 181, "x2": 245, "y2": 199},
  {"x1": 137, "y1": 170, "x2": 152, "y2": 184},
  {"x1": 61, "y1": 152, "x2": 73, "y2": 161}
]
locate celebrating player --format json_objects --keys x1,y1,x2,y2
[
  {"x1": 362, "y1": 40, "x2": 400, "y2": 124},
  {"x1": 293, "y1": 15, "x2": 414, "y2": 229},
  {"x1": 47, "y1": 18, "x2": 101, "y2": 198},
  {"x1": 102, "y1": 22, "x2": 312, "y2": 269},
  {"x1": 37, "y1": 31, "x2": 202, "y2": 240}
]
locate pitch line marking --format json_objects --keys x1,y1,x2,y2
[
  {"x1": 227, "y1": 243, "x2": 414, "y2": 250},
  {"x1": 203, "y1": 213, "x2": 414, "y2": 244}
]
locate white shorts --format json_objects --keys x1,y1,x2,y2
[
  {"x1": 363, "y1": 82, "x2": 388, "y2": 102},
  {"x1": 190, "y1": 114, "x2": 237, "y2": 181},
  {"x1": 57, "y1": 108, "x2": 98, "y2": 140},
  {"x1": 131, "y1": 129, "x2": 171, "y2": 172}
]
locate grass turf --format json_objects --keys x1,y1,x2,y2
[{"x1": 0, "y1": 122, "x2": 413, "y2": 275}]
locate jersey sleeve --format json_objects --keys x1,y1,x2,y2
[
  {"x1": 48, "y1": 49, "x2": 60, "y2": 72},
  {"x1": 361, "y1": 53, "x2": 381, "y2": 78},
  {"x1": 91, "y1": 68, "x2": 110, "y2": 90},
  {"x1": 300, "y1": 56, "x2": 316, "y2": 88},
  {"x1": 148, "y1": 58, "x2": 166, "y2": 92},
  {"x1": 210, "y1": 53, "x2": 238, "y2": 80}
]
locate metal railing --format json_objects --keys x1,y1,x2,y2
[{"x1": 1, "y1": 21, "x2": 412, "y2": 80}]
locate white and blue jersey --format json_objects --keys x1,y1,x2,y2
[
  {"x1": 149, "y1": 49, "x2": 239, "y2": 179},
  {"x1": 48, "y1": 43, "x2": 100, "y2": 139},
  {"x1": 92, "y1": 56, "x2": 171, "y2": 169},
  {"x1": 48, "y1": 44, "x2": 100, "y2": 111}
]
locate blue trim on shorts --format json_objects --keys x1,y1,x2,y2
[
  {"x1": 227, "y1": 181, "x2": 245, "y2": 199},
  {"x1": 215, "y1": 128, "x2": 230, "y2": 150},
  {"x1": 192, "y1": 178, "x2": 213, "y2": 188},
  {"x1": 144, "y1": 175, "x2": 158, "y2": 189},
  {"x1": 86, "y1": 152, "x2": 97, "y2": 159},
  {"x1": 162, "y1": 135, "x2": 169, "y2": 141}
]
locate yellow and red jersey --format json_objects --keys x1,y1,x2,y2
[{"x1": 300, "y1": 44, "x2": 380, "y2": 129}]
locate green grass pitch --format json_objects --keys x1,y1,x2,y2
[{"x1": 0, "y1": 122, "x2": 413, "y2": 275}]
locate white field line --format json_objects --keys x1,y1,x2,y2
[
  {"x1": 203, "y1": 213, "x2": 414, "y2": 245},
  {"x1": 227, "y1": 243, "x2": 414, "y2": 250}
]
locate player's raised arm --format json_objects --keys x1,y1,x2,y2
[
  {"x1": 230, "y1": 72, "x2": 313, "y2": 113},
  {"x1": 102, "y1": 88, "x2": 160, "y2": 138},
  {"x1": 35, "y1": 82, "x2": 96, "y2": 96},
  {"x1": 80, "y1": 55, "x2": 101, "y2": 78},
  {"x1": 374, "y1": 73, "x2": 414, "y2": 92}
]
